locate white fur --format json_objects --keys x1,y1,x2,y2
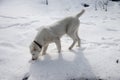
[{"x1": 30, "y1": 9, "x2": 85, "y2": 60}]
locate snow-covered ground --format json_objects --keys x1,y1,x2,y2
[{"x1": 0, "y1": 0, "x2": 120, "y2": 80}]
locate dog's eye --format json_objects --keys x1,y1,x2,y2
[{"x1": 33, "y1": 47, "x2": 36, "y2": 51}]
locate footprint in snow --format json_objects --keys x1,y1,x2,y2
[
  {"x1": 106, "y1": 28, "x2": 118, "y2": 32},
  {"x1": 0, "y1": 42, "x2": 16, "y2": 49},
  {"x1": 114, "y1": 39, "x2": 120, "y2": 42},
  {"x1": 110, "y1": 18, "x2": 116, "y2": 20}
]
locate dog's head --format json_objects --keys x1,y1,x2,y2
[{"x1": 29, "y1": 42, "x2": 42, "y2": 60}]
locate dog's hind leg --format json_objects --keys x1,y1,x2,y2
[
  {"x1": 68, "y1": 34, "x2": 77, "y2": 50},
  {"x1": 69, "y1": 40, "x2": 76, "y2": 50},
  {"x1": 75, "y1": 31, "x2": 81, "y2": 47},
  {"x1": 54, "y1": 37, "x2": 61, "y2": 53}
]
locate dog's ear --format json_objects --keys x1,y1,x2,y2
[
  {"x1": 33, "y1": 47, "x2": 37, "y2": 51},
  {"x1": 32, "y1": 43, "x2": 41, "y2": 51},
  {"x1": 30, "y1": 43, "x2": 37, "y2": 51}
]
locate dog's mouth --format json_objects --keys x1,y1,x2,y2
[{"x1": 32, "y1": 58, "x2": 37, "y2": 61}]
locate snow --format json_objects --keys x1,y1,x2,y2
[{"x1": 0, "y1": 0, "x2": 120, "y2": 80}]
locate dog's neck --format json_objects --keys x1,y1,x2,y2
[{"x1": 33, "y1": 41, "x2": 42, "y2": 49}]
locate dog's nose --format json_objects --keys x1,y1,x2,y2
[
  {"x1": 32, "y1": 58, "x2": 35, "y2": 60},
  {"x1": 32, "y1": 58, "x2": 37, "y2": 60}
]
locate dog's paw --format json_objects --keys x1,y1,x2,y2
[
  {"x1": 58, "y1": 50, "x2": 61, "y2": 53},
  {"x1": 41, "y1": 52, "x2": 46, "y2": 56},
  {"x1": 76, "y1": 45, "x2": 80, "y2": 47},
  {"x1": 69, "y1": 47, "x2": 72, "y2": 50}
]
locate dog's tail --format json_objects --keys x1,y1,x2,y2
[{"x1": 75, "y1": 9, "x2": 85, "y2": 18}]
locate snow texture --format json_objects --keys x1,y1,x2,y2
[{"x1": 0, "y1": 0, "x2": 120, "y2": 80}]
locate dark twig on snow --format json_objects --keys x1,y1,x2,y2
[
  {"x1": 116, "y1": 59, "x2": 119, "y2": 64},
  {"x1": 22, "y1": 73, "x2": 30, "y2": 80}
]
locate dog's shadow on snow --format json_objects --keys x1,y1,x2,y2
[{"x1": 29, "y1": 48, "x2": 97, "y2": 80}]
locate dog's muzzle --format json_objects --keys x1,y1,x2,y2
[
  {"x1": 32, "y1": 56, "x2": 38, "y2": 60},
  {"x1": 32, "y1": 58, "x2": 37, "y2": 60}
]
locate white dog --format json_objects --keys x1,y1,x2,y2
[{"x1": 29, "y1": 9, "x2": 85, "y2": 60}]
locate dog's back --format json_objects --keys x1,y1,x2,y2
[{"x1": 49, "y1": 9, "x2": 85, "y2": 38}]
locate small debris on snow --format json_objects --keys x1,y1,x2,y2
[
  {"x1": 22, "y1": 72, "x2": 30, "y2": 80},
  {"x1": 116, "y1": 59, "x2": 119, "y2": 64},
  {"x1": 81, "y1": 3, "x2": 90, "y2": 7},
  {"x1": 70, "y1": 77, "x2": 104, "y2": 80}
]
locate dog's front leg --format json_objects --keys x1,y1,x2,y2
[
  {"x1": 42, "y1": 44, "x2": 48, "y2": 55},
  {"x1": 54, "y1": 38, "x2": 61, "y2": 53}
]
